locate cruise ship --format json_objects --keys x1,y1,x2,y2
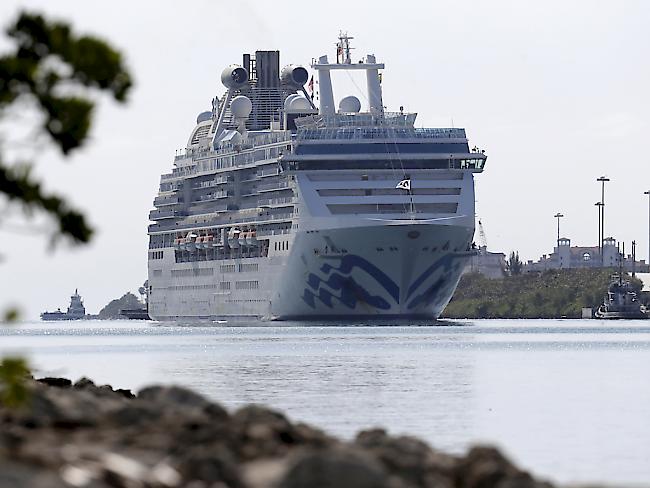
[{"x1": 147, "y1": 34, "x2": 487, "y2": 320}]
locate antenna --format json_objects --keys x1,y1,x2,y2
[{"x1": 337, "y1": 31, "x2": 354, "y2": 64}]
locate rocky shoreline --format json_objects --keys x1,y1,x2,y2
[{"x1": 0, "y1": 376, "x2": 557, "y2": 488}]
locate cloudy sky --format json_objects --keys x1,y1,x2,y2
[{"x1": 1, "y1": 0, "x2": 649, "y2": 319}]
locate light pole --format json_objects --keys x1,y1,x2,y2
[
  {"x1": 554, "y1": 212, "x2": 564, "y2": 248},
  {"x1": 595, "y1": 202, "x2": 603, "y2": 261},
  {"x1": 597, "y1": 176, "x2": 610, "y2": 266},
  {"x1": 645, "y1": 190, "x2": 650, "y2": 270}
]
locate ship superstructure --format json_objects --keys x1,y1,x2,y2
[
  {"x1": 147, "y1": 35, "x2": 487, "y2": 320},
  {"x1": 41, "y1": 289, "x2": 86, "y2": 321}
]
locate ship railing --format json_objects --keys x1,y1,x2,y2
[
  {"x1": 153, "y1": 196, "x2": 183, "y2": 207},
  {"x1": 149, "y1": 209, "x2": 187, "y2": 220},
  {"x1": 173, "y1": 132, "x2": 291, "y2": 162},
  {"x1": 295, "y1": 113, "x2": 417, "y2": 129},
  {"x1": 255, "y1": 228, "x2": 291, "y2": 237},
  {"x1": 257, "y1": 181, "x2": 290, "y2": 192},
  {"x1": 295, "y1": 126, "x2": 466, "y2": 141},
  {"x1": 257, "y1": 197, "x2": 294, "y2": 207},
  {"x1": 161, "y1": 211, "x2": 293, "y2": 232}
]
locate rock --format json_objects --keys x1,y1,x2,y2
[
  {"x1": 278, "y1": 447, "x2": 389, "y2": 488},
  {"x1": 356, "y1": 428, "x2": 457, "y2": 487},
  {"x1": 176, "y1": 446, "x2": 242, "y2": 487},
  {"x1": 114, "y1": 388, "x2": 135, "y2": 399},
  {"x1": 0, "y1": 377, "x2": 556, "y2": 488},
  {"x1": 73, "y1": 377, "x2": 95, "y2": 389},
  {"x1": 232, "y1": 405, "x2": 306, "y2": 460},
  {"x1": 456, "y1": 446, "x2": 553, "y2": 488},
  {"x1": 36, "y1": 377, "x2": 71, "y2": 388},
  {"x1": 0, "y1": 459, "x2": 70, "y2": 488},
  {"x1": 138, "y1": 385, "x2": 212, "y2": 410}
]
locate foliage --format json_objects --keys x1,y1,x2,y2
[
  {"x1": 0, "y1": 357, "x2": 30, "y2": 408},
  {"x1": 98, "y1": 292, "x2": 143, "y2": 319},
  {"x1": 506, "y1": 251, "x2": 523, "y2": 276},
  {"x1": 0, "y1": 11, "x2": 132, "y2": 245},
  {"x1": 442, "y1": 268, "x2": 640, "y2": 319}
]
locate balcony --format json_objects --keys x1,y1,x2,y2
[
  {"x1": 149, "y1": 209, "x2": 187, "y2": 221},
  {"x1": 257, "y1": 197, "x2": 294, "y2": 208},
  {"x1": 153, "y1": 196, "x2": 183, "y2": 207}
]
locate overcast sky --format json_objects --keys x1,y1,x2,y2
[{"x1": 1, "y1": 0, "x2": 649, "y2": 319}]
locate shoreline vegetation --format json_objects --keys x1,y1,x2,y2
[
  {"x1": 0, "y1": 376, "x2": 556, "y2": 488},
  {"x1": 442, "y1": 269, "x2": 643, "y2": 320}
]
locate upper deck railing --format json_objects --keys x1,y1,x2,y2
[
  {"x1": 295, "y1": 112, "x2": 416, "y2": 129},
  {"x1": 162, "y1": 132, "x2": 291, "y2": 182},
  {"x1": 173, "y1": 131, "x2": 292, "y2": 162},
  {"x1": 295, "y1": 127, "x2": 466, "y2": 141}
]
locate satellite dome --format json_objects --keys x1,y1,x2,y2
[
  {"x1": 281, "y1": 65, "x2": 309, "y2": 87},
  {"x1": 221, "y1": 64, "x2": 248, "y2": 89},
  {"x1": 289, "y1": 96, "x2": 312, "y2": 112},
  {"x1": 196, "y1": 111, "x2": 212, "y2": 124},
  {"x1": 283, "y1": 94, "x2": 301, "y2": 110},
  {"x1": 339, "y1": 96, "x2": 361, "y2": 113},
  {"x1": 230, "y1": 96, "x2": 252, "y2": 118}
]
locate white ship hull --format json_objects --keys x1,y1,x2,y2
[{"x1": 148, "y1": 220, "x2": 474, "y2": 321}]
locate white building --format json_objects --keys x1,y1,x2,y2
[
  {"x1": 464, "y1": 245, "x2": 506, "y2": 279},
  {"x1": 525, "y1": 237, "x2": 649, "y2": 273}
]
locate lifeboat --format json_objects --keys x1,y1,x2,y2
[
  {"x1": 183, "y1": 232, "x2": 197, "y2": 251},
  {"x1": 246, "y1": 229, "x2": 258, "y2": 246},
  {"x1": 238, "y1": 228, "x2": 248, "y2": 247},
  {"x1": 227, "y1": 228, "x2": 241, "y2": 248}
]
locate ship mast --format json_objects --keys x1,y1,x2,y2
[
  {"x1": 337, "y1": 31, "x2": 354, "y2": 64},
  {"x1": 312, "y1": 33, "x2": 385, "y2": 116}
]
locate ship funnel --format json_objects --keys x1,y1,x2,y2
[
  {"x1": 281, "y1": 65, "x2": 309, "y2": 87},
  {"x1": 221, "y1": 65, "x2": 249, "y2": 89}
]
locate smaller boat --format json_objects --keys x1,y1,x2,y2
[
  {"x1": 41, "y1": 289, "x2": 86, "y2": 321},
  {"x1": 595, "y1": 275, "x2": 648, "y2": 320},
  {"x1": 119, "y1": 308, "x2": 151, "y2": 320}
]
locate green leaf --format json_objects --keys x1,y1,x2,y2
[{"x1": 0, "y1": 357, "x2": 30, "y2": 408}]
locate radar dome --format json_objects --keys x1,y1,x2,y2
[
  {"x1": 230, "y1": 96, "x2": 252, "y2": 118},
  {"x1": 196, "y1": 111, "x2": 212, "y2": 124},
  {"x1": 221, "y1": 65, "x2": 248, "y2": 89},
  {"x1": 339, "y1": 96, "x2": 361, "y2": 113},
  {"x1": 288, "y1": 96, "x2": 312, "y2": 112},
  {"x1": 283, "y1": 94, "x2": 301, "y2": 110},
  {"x1": 281, "y1": 65, "x2": 309, "y2": 86}
]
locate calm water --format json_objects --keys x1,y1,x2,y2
[{"x1": 1, "y1": 319, "x2": 649, "y2": 486}]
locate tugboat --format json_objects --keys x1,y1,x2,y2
[
  {"x1": 118, "y1": 282, "x2": 151, "y2": 320},
  {"x1": 595, "y1": 275, "x2": 648, "y2": 319},
  {"x1": 40, "y1": 289, "x2": 86, "y2": 321}
]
